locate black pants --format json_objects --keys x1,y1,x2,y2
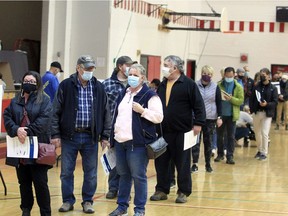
[
  {"x1": 192, "y1": 119, "x2": 216, "y2": 165},
  {"x1": 155, "y1": 132, "x2": 191, "y2": 196},
  {"x1": 216, "y1": 116, "x2": 236, "y2": 159},
  {"x1": 16, "y1": 163, "x2": 51, "y2": 216}
]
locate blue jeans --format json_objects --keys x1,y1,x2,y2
[
  {"x1": 60, "y1": 132, "x2": 98, "y2": 205},
  {"x1": 115, "y1": 141, "x2": 148, "y2": 214},
  {"x1": 235, "y1": 127, "x2": 249, "y2": 140}
]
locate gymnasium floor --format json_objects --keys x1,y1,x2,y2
[{"x1": 0, "y1": 124, "x2": 288, "y2": 216}]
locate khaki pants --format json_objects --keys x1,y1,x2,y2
[{"x1": 276, "y1": 101, "x2": 288, "y2": 125}]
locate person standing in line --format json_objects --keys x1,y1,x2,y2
[
  {"x1": 102, "y1": 55, "x2": 135, "y2": 199},
  {"x1": 275, "y1": 74, "x2": 288, "y2": 130},
  {"x1": 250, "y1": 68, "x2": 278, "y2": 160},
  {"x1": 109, "y1": 63, "x2": 163, "y2": 216},
  {"x1": 191, "y1": 65, "x2": 222, "y2": 173},
  {"x1": 214, "y1": 67, "x2": 244, "y2": 165},
  {"x1": 4, "y1": 71, "x2": 53, "y2": 216},
  {"x1": 42, "y1": 61, "x2": 63, "y2": 103},
  {"x1": 51, "y1": 55, "x2": 111, "y2": 214},
  {"x1": 150, "y1": 55, "x2": 206, "y2": 204},
  {"x1": 149, "y1": 78, "x2": 161, "y2": 92}
]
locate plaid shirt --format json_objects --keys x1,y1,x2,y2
[
  {"x1": 75, "y1": 78, "x2": 93, "y2": 128},
  {"x1": 102, "y1": 71, "x2": 127, "y2": 117}
]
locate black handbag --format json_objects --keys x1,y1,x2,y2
[
  {"x1": 137, "y1": 90, "x2": 168, "y2": 159},
  {"x1": 146, "y1": 135, "x2": 168, "y2": 159}
]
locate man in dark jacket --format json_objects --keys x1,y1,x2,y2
[
  {"x1": 249, "y1": 68, "x2": 278, "y2": 160},
  {"x1": 51, "y1": 55, "x2": 111, "y2": 214},
  {"x1": 150, "y1": 55, "x2": 206, "y2": 204}
]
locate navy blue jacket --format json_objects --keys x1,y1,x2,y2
[
  {"x1": 51, "y1": 72, "x2": 111, "y2": 143},
  {"x1": 110, "y1": 84, "x2": 158, "y2": 147}
]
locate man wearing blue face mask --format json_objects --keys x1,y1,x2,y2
[
  {"x1": 214, "y1": 67, "x2": 244, "y2": 165},
  {"x1": 51, "y1": 55, "x2": 111, "y2": 214},
  {"x1": 102, "y1": 56, "x2": 136, "y2": 200}
]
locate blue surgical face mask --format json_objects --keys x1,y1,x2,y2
[
  {"x1": 82, "y1": 70, "x2": 94, "y2": 81},
  {"x1": 128, "y1": 75, "x2": 140, "y2": 88},
  {"x1": 225, "y1": 77, "x2": 234, "y2": 83},
  {"x1": 125, "y1": 67, "x2": 130, "y2": 77}
]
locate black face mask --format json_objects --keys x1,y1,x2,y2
[
  {"x1": 260, "y1": 76, "x2": 266, "y2": 82},
  {"x1": 22, "y1": 83, "x2": 37, "y2": 94}
]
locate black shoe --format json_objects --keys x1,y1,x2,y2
[
  {"x1": 22, "y1": 208, "x2": 31, "y2": 216},
  {"x1": 226, "y1": 158, "x2": 235, "y2": 165},
  {"x1": 106, "y1": 190, "x2": 118, "y2": 199},
  {"x1": 243, "y1": 137, "x2": 249, "y2": 147},
  {"x1": 214, "y1": 155, "x2": 224, "y2": 162},
  {"x1": 190, "y1": 164, "x2": 198, "y2": 173},
  {"x1": 205, "y1": 164, "x2": 213, "y2": 173},
  {"x1": 254, "y1": 151, "x2": 261, "y2": 159}
]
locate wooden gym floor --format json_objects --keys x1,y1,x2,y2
[{"x1": 0, "y1": 124, "x2": 288, "y2": 216}]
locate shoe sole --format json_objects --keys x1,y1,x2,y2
[
  {"x1": 59, "y1": 206, "x2": 74, "y2": 212},
  {"x1": 150, "y1": 196, "x2": 168, "y2": 201},
  {"x1": 175, "y1": 199, "x2": 187, "y2": 203}
]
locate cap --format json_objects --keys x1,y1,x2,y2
[
  {"x1": 77, "y1": 55, "x2": 96, "y2": 68},
  {"x1": 236, "y1": 68, "x2": 245, "y2": 74},
  {"x1": 51, "y1": 61, "x2": 63, "y2": 72},
  {"x1": 116, "y1": 56, "x2": 134, "y2": 66}
]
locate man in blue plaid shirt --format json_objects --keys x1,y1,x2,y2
[
  {"x1": 51, "y1": 55, "x2": 111, "y2": 214},
  {"x1": 102, "y1": 56, "x2": 135, "y2": 199}
]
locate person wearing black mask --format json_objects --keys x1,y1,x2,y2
[
  {"x1": 4, "y1": 71, "x2": 53, "y2": 216},
  {"x1": 191, "y1": 65, "x2": 222, "y2": 173},
  {"x1": 249, "y1": 68, "x2": 278, "y2": 160}
]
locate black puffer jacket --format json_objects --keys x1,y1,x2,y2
[{"x1": 4, "y1": 92, "x2": 52, "y2": 167}]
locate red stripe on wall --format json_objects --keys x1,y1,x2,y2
[
  {"x1": 199, "y1": 20, "x2": 205, "y2": 28},
  {"x1": 249, "y1": 22, "x2": 254, "y2": 32},
  {"x1": 259, "y1": 22, "x2": 264, "y2": 32},
  {"x1": 239, "y1": 21, "x2": 244, "y2": 31},
  {"x1": 270, "y1": 22, "x2": 274, "y2": 32},
  {"x1": 210, "y1": 20, "x2": 215, "y2": 29},
  {"x1": 279, "y1": 22, "x2": 285, "y2": 32},
  {"x1": 229, "y1": 21, "x2": 234, "y2": 31}
]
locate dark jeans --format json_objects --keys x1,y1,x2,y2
[
  {"x1": 192, "y1": 119, "x2": 216, "y2": 165},
  {"x1": 108, "y1": 167, "x2": 120, "y2": 192},
  {"x1": 216, "y1": 116, "x2": 236, "y2": 159},
  {"x1": 155, "y1": 132, "x2": 191, "y2": 196},
  {"x1": 16, "y1": 164, "x2": 51, "y2": 216},
  {"x1": 235, "y1": 127, "x2": 249, "y2": 140}
]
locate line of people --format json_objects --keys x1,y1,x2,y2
[{"x1": 3, "y1": 54, "x2": 280, "y2": 216}]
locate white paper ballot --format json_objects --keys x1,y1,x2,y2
[
  {"x1": 255, "y1": 90, "x2": 262, "y2": 102},
  {"x1": 100, "y1": 148, "x2": 116, "y2": 176},
  {"x1": 184, "y1": 130, "x2": 199, "y2": 151},
  {"x1": 6, "y1": 135, "x2": 39, "y2": 158}
]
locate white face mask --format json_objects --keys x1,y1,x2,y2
[
  {"x1": 162, "y1": 67, "x2": 171, "y2": 78},
  {"x1": 82, "y1": 70, "x2": 94, "y2": 81},
  {"x1": 56, "y1": 72, "x2": 61, "y2": 79}
]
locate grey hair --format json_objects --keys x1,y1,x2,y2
[
  {"x1": 164, "y1": 55, "x2": 185, "y2": 73},
  {"x1": 130, "y1": 64, "x2": 146, "y2": 76}
]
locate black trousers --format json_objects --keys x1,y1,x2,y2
[
  {"x1": 192, "y1": 119, "x2": 216, "y2": 165},
  {"x1": 16, "y1": 163, "x2": 51, "y2": 216},
  {"x1": 155, "y1": 131, "x2": 192, "y2": 196}
]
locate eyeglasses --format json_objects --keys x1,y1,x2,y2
[{"x1": 23, "y1": 80, "x2": 37, "y2": 85}]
